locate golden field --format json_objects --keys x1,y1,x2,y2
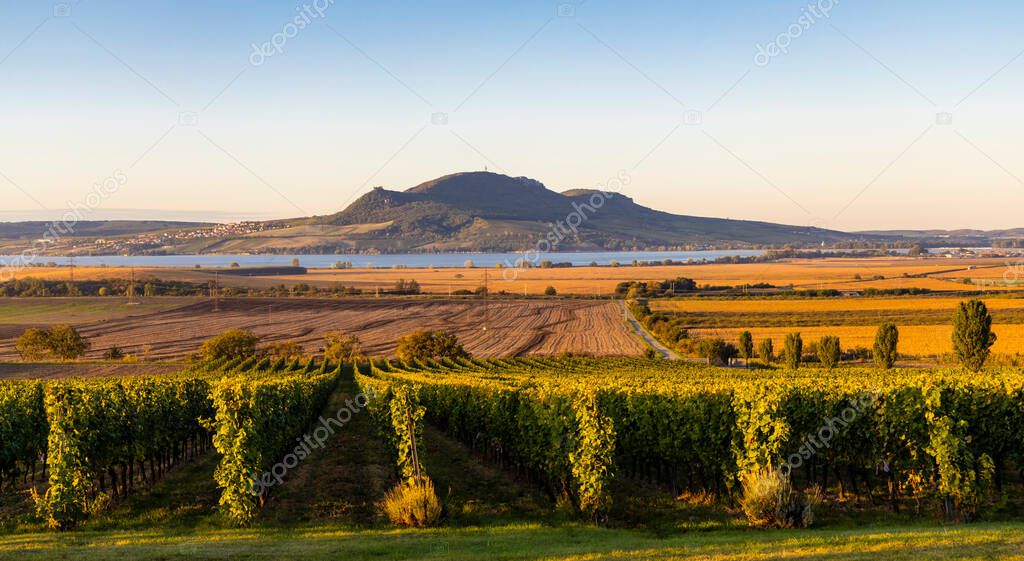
[
  {"x1": 5, "y1": 256, "x2": 1023, "y2": 295},
  {"x1": 691, "y1": 324, "x2": 1024, "y2": 358},
  {"x1": 650, "y1": 296, "x2": 1024, "y2": 313}
]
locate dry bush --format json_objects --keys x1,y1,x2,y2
[
  {"x1": 741, "y1": 468, "x2": 821, "y2": 528},
  {"x1": 382, "y1": 477, "x2": 443, "y2": 527}
]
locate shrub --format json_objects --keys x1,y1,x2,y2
[
  {"x1": 741, "y1": 468, "x2": 820, "y2": 528},
  {"x1": 265, "y1": 340, "x2": 304, "y2": 361},
  {"x1": 200, "y1": 329, "x2": 260, "y2": 361},
  {"x1": 873, "y1": 322, "x2": 899, "y2": 369},
  {"x1": 15, "y1": 328, "x2": 52, "y2": 360},
  {"x1": 818, "y1": 336, "x2": 841, "y2": 369},
  {"x1": 643, "y1": 347, "x2": 660, "y2": 360},
  {"x1": 783, "y1": 333, "x2": 803, "y2": 369},
  {"x1": 697, "y1": 338, "x2": 738, "y2": 366},
  {"x1": 396, "y1": 330, "x2": 468, "y2": 362},
  {"x1": 382, "y1": 477, "x2": 443, "y2": 527},
  {"x1": 102, "y1": 346, "x2": 125, "y2": 360},
  {"x1": 952, "y1": 300, "x2": 996, "y2": 371},
  {"x1": 323, "y1": 331, "x2": 363, "y2": 362},
  {"x1": 544, "y1": 286, "x2": 557, "y2": 296},
  {"x1": 758, "y1": 338, "x2": 774, "y2": 364},
  {"x1": 46, "y1": 324, "x2": 90, "y2": 360}
]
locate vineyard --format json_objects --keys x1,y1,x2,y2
[
  {"x1": 0, "y1": 355, "x2": 346, "y2": 529},
  {"x1": 1, "y1": 356, "x2": 1024, "y2": 559},
  {"x1": 355, "y1": 357, "x2": 1024, "y2": 522}
]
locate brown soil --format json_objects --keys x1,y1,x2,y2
[{"x1": 0, "y1": 298, "x2": 645, "y2": 361}]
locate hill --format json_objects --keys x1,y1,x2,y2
[
  {"x1": 6, "y1": 172, "x2": 1021, "y2": 255},
  {"x1": 272, "y1": 172, "x2": 874, "y2": 253}
]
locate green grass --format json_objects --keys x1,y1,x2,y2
[
  {"x1": 0, "y1": 298, "x2": 187, "y2": 324},
  {"x1": 1, "y1": 520, "x2": 1022, "y2": 560}
]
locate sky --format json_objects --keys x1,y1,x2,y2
[{"x1": 1, "y1": 0, "x2": 1023, "y2": 231}]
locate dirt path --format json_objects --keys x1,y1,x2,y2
[
  {"x1": 621, "y1": 301, "x2": 679, "y2": 360},
  {"x1": 263, "y1": 377, "x2": 393, "y2": 525}
]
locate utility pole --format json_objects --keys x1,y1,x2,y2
[{"x1": 68, "y1": 254, "x2": 74, "y2": 283}]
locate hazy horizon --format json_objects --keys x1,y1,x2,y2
[{"x1": 2, "y1": 0, "x2": 1023, "y2": 230}]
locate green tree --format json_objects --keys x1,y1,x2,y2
[
  {"x1": 200, "y1": 329, "x2": 260, "y2": 361},
  {"x1": 873, "y1": 322, "x2": 899, "y2": 369},
  {"x1": 396, "y1": 330, "x2": 468, "y2": 362},
  {"x1": 783, "y1": 333, "x2": 803, "y2": 369},
  {"x1": 697, "y1": 338, "x2": 738, "y2": 366},
  {"x1": 15, "y1": 328, "x2": 52, "y2": 360},
  {"x1": 323, "y1": 331, "x2": 363, "y2": 362},
  {"x1": 544, "y1": 286, "x2": 557, "y2": 296},
  {"x1": 738, "y1": 331, "x2": 754, "y2": 365},
  {"x1": 952, "y1": 299, "x2": 997, "y2": 371},
  {"x1": 758, "y1": 338, "x2": 774, "y2": 365},
  {"x1": 47, "y1": 324, "x2": 90, "y2": 360},
  {"x1": 265, "y1": 340, "x2": 304, "y2": 361},
  {"x1": 818, "y1": 335, "x2": 841, "y2": 369}
]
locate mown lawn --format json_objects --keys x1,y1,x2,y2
[{"x1": 1, "y1": 521, "x2": 1022, "y2": 560}]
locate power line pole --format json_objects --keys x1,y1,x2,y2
[
  {"x1": 483, "y1": 270, "x2": 490, "y2": 332},
  {"x1": 68, "y1": 254, "x2": 74, "y2": 283}
]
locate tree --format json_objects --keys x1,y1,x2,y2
[
  {"x1": 323, "y1": 331, "x2": 363, "y2": 362},
  {"x1": 544, "y1": 286, "x2": 557, "y2": 296},
  {"x1": 783, "y1": 333, "x2": 803, "y2": 369},
  {"x1": 266, "y1": 340, "x2": 304, "y2": 361},
  {"x1": 873, "y1": 323, "x2": 899, "y2": 369},
  {"x1": 464, "y1": 260, "x2": 474, "y2": 268},
  {"x1": 758, "y1": 338, "x2": 774, "y2": 365},
  {"x1": 396, "y1": 330, "x2": 468, "y2": 362},
  {"x1": 952, "y1": 299, "x2": 997, "y2": 371},
  {"x1": 907, "y1": 244, "x2": 928, "y2": 257},
  {"x1": 15, "y1": 328, "x2": 52, "y2": 360},
  {"x1": 200, "y1": 329, "x2": 260, "y2": 361},
  {"x1": 47, "y1": 324, "x2": 90, "y2": 360},
  {"x1": 291, "y1": 257, "x2": 301, "y2": 267},
  {"x1": 818, "y1": 335, "x2": 841, "y2": 369},
  {"x1": 697, "y1": 338, "x2": 738, "y2": 366},
  {"x1": 393, "y1": 278, "x2": 421, "y2": 295},
  {"x1": 738, "y1": 331, "x2": 754, "y2": 365}
]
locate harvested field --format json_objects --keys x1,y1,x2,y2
[
  {"x1": 6, "y1": 257, "x2": 1022, "y2": 295},
  {"x1": 650, "y1": 296, "x2": 1024, "y2": 313},
  {"x1": 0, "y1": 298, "x2": 644, "y2": 361}
]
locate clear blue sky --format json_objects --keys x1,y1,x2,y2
[{"x1": 1, "y1": 0, "x2": 1023, "y2": 230}]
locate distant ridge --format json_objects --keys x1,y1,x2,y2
[{"x1": 3, "y1": 172, "x2": 1019, "y2": 255}]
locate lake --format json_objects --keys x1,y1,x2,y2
[{"x1": 1, "y1": 250, "x2": 765, "y2": 269}]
